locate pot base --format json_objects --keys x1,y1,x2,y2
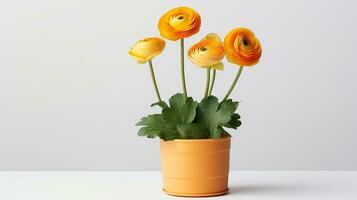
[{"x1": 163, "y1": 188, "x2": 229, "y2": 197}]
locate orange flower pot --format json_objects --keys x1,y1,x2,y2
[{"x1": 160, "y1": 137, "x2": 231, "y2": 197}]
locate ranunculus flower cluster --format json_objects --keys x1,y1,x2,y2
[{"x1": 129, "y1": 6, "x2": 263, "y2": 103}]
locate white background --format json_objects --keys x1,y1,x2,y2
[{"x1": 1, "y1": 0, "x2": 357, "y2": 170}]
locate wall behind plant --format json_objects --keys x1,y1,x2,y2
[{"x1": 1, "y1": 0, "x2": 357, "y2": 170}]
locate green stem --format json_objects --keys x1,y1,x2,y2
[
  {"x1": 148, "y1": 60, "x2": 161, "y2": 102},
  {"x1": 208, "y1": 69, "x2": 216, "y2": 96},
  {"x1": 180, "y1": 38, "x2": 187, "y2": 99},
  {"x1": 223, "y1": 66, "x2": 243, "y2": 101},
  {"x1": 204, "y1": 68, "x2": 211, "y2": 97}
]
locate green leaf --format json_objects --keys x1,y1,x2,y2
[
  {"x1": 196, "y1": 97, "x2": 238, "y2": 139},
  {"x1": 136, "y1": 114, "x2": 178, "y2": 141},
  {"x1": 151, "y1": 101, "x2": 168, "y2": 109},
  {"x1": 222, "y1": 113, "x2": 241, "y2": 129},
  {"x1": 177, "y1": 123, "x2": 209, "y2": 139},
  {"x1": 219, "y1": 99, "x2": 239, "y2": 114},
  {"x1": 136, "y1": 94, "x2": 241, "y2": 140},
  {"x1": 162, "y1": 93, "x2": 198, "y2": 127}
]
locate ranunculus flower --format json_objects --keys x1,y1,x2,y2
[
  {"x1": 129, "y1": 37, "x2": 165, "y2": 63},
  {"x1": 188, "y1": 33, "x2": 225, "y2": 70},
  {"x1": 224, "y1": 28, "x2": 262, "y2": 66},
  {"x1": 158, "y1": 7, "x2": 201, "y2": 41}
]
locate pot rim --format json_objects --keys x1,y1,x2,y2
[{"x1": 161, "y1": 136, "x2": 231, "y2": 143}]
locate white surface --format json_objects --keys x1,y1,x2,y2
[
  {"x1": 1, "y1": 0, "x2": 357, "y2": 170},
  {"x1": 0, "y1": 171, "x2": 356, "y2": 200}
]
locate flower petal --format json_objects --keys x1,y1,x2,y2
[{"x1": 211, "y1": 62, "x2": 224, "y2": 71}]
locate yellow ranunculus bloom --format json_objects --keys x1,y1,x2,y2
[
  {"x1": 224, "y1": 28, "x2": 262, "y2": 66},
  {"x1": 129, "y1": 37, "x2": 165, "y2": 64},
  {"x1": 158, "y1": 7, "x2": 201, "y2": 41},
  {"x1": 188, "y1": 33, "x2": 225, "y2": 70}
]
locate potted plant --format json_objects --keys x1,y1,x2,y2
[{"x1": 129, "y1": 7, "x2": 262, "y2": 197}]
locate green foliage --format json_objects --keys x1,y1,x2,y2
[
  {"x1": 150, "y1": 101, "x2": 168, "y2": 109},
  {"x1": 222, "y1": 113, "x2": 241, "y2": 129},
  {"x1": 135, "y1": 114, "x2": 178, "y2": 141},
  {"x1": 136, "y1": 93, "x2": 242, "y2": 140},
  {"x1": 177, "y1": 123, "x2": 209, "y2": 139},
  {"x1": 195, "y1": 96, "x2": 238, "y2": 139}
]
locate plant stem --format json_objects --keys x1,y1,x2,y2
[
  {"x1": 148, "y1": 60, "x2": 161, "y2": 102},
  {"x1": 208, "y1": 69, "x2": 216, "y2": 96},
  {"x1": 204, "y1": 68, "x2": 211, "y2": 97},
  {"x1": 223, "y1": 66, "x2": 243, "y2": 101},
  {"x1": 180, "y1": 38, "x2": 187, "y2": 99}
]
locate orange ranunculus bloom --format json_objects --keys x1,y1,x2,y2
[
  {"x1": 224, "y1": 28, "x2": 262, "y2": 66},
  {"x1": 188, "y1": 33, "x2": 225, "y2": 70},
  {"x1": 158, "y1": 7, "x2": 201, "y2": 41},
  {"x1": 129, "y1": 37, "x2": 165, "y2": 64}
]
